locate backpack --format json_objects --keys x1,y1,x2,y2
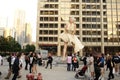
[{"x1": 113, "y1": 56, "x2": 120, "y2": 63}]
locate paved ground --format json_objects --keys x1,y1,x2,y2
[{"x1": 0, "y1": 58, "x2": 120, "y2": 80}]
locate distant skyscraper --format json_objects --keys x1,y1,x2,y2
[
  {"x1": 25, "y1": 23, "x2": 32, "y2": 44},
  {"x1": 4, "y1": 27, "x2": 13, "y2": 38},
  {"x1": 14, "y1": 9, "x2": 26, "y2": 46},
  {"x1": 36, "y1": 0, "x2": 120, "y2": 56},
  {"x1": 0, "y1": 27, "x2": 4, "y2": 36}
]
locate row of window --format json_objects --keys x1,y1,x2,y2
[
  {"x1": 83, "y1": 5, "x2": 106, "y2": 9},
  {"x1": 40, "y1": 11, "x2": 58, "y2": 15},
  {"x1": 40, "y1": 10, "x2": 106, "y2": 16},
  {"x1": 82, "y1": 24, "x2": 101, "y2": 28},
  {"x1": 42, "y1": 0, "x2": 58, "y2": 2},
  {"x1": 39, "y1": 37, "x2": 120, "y2": 42},
  {"x1": 39, "y1": 23, "x2": 58, "y2": 28},
  {"x1": 39, "y1": 37, "x2": 58, "y2": 42},
  {"x1": 42, "y1": 4, "x2": 106, "y2": 9},
  {"x1": 39, "y1": 30, "x2": 58, "y2": 35},
  {"x1": 82, "y1": 0, "x2": 106, "y2": 3},
  {"x1": 82, "y1": 17, "x2": 107, "y2": 22},
  {"x1": 82, "y1": 38, "x2": 120, "y2": 42},
  {"x1": 39, "y1": 23, "x2": 108, "y2": 29},
  {"x1": 83, "y1": 31, "x2": 101, "y2": 35},
  {"x1": 44, "y1": 4, "x2": 58, "y2": 8},
  {"x1": 82, "y1": 11, "x2": 107, "y2": 16},
  {"x1": 40, "y1": 17, "x2": 58, "y2": 21},
  {"x1": 82, "y1": 17, "x2": 101, "y2": 22},
  {"x1": 83, "y1": 38, "x2": 101, "y2": 42}
]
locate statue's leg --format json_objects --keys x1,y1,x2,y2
[
  {"x1": 62, "y1": 42, "x2": 68, "y2": 60},
  {"x1": 71, "y1": 42, "x2": 75, "y2": 54}
]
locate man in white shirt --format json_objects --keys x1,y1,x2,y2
[
  {"x1": 0, "y1": 55, "x2": 3, "y2": 76},
  {"x1": 0, "y1": 55, "x2": 3, "y2": 65}
]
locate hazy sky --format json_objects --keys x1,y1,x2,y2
[{"x1": 0, "y1": 0, "x2": 37, "y2": 42}]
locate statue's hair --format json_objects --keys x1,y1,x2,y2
[{"x1": 69, "y1": 17, "x2": 76, "y2": 21}]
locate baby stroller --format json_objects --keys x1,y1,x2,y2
[{"x1": 75, "y1": 65, "x2": 87, "y2": 79}]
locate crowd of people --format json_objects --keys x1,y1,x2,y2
[
  {"x1": 0, "y1": 51, "x2": 120, "y2": 80},
  {"x1": 0, "y1": 52, "x2": 53, "y2": 80},
  {"x1": 66, "y1": 52, "x2": 120, "y2": 80}
]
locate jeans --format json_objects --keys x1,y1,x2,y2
[{"x1": 12, "y1": 72, "x2": 19, "y2": 80}]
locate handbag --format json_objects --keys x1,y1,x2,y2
[{"x1": 113, "y1": 68, "x2": 115, "y2": 74}]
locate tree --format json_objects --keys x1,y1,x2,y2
[
  {"x1": 0, "y1": 36, "x2": 8, "y2": 52},
  {"x1": 25, "y1": 44, "x2": 35, "y2": 52},
  {"x1": 0, "y1": 36, "x2": 21, "y2": 52}
]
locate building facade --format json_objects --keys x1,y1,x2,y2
[{"x1": 36, "y1": 0, "x2": 120, "y2": 56}]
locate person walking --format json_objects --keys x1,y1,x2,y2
[
  {"x1": 29, "y1": 52, "x2": 33, "y2": 73},
  {"x1": 98, "y1": 53, "x2": 105, "y2": 80},
  {"x1": 72, "y1": 54, "x2": 78, "y2": 71},
  {"x1": 106, "y1": 55, "x2": 114, "y2": 80},
  {"x1": 37, "y1": 53, "x2": 42, "y2": 66},
  {"x1": 113, "y1": 53, "x2": 120, "y2": 76},
  {"x1": 25, "y1": 53, "x2": 29, "y2": 70},
  {"x1": 12, "y1": 53, "x2": 22, "y2": 80},
  {"x1": 0, "y1": 55, "x2": 3, "y2": 76},
  {"x1": 67, "y1": 53, "x2": 72, "y2": 71},
  {"x1": 87, "y1": 54, "x2": 94, "y2": 80},
  {"x1": 5, "y1": 53, "x2": 14, "y2": 79},
  {"x1": 32, "y1": 52, "x2": 38, "y2": 74},
  {"x1": 45, "y1": 53, "x2": 53, "y2": 69},
  {"x1": 94, "y1": 54, "x2": 101, "y2": 80}
]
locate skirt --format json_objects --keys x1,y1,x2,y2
[{"x1": 60, "y1": 32, "x2": 84, "y2": 53}]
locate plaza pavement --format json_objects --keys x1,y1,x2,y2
[{"x1": 0, "y1": 57, "x2": 120, "y2": 80}]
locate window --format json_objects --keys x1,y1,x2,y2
[
  {"x1": 49, "y1": 30, "x2": 53, "y2": 34},
  {"x1": 104, "y1": 31, "x2": 107, "y2": 35},
  {"x1": 103, "y1": 0, "x2": 106, "y2": 3},
  {"x1": 39, "y1": 37, "x2": 42, "y2": 41},
  {"x1": 54, "y1": 37, "x2": 58, "y2": 41},
  {"x1": 49, "y1": 24, "x2": 54, "y2": 28},
  {"x1": 44, "y1": 24, "x2": 48, "y2": 28},
  {"x1": 44, "y1": 30, "x2": 48, "y2": 34},
  {"x1": 54, "y1": 30, "x2": 58, "y2": 34},
  {"x1": 39, "y1": 30, "x2": 42, "y2": 34},
  {"x1": 76, "y1": 31, "x2": 79, "y2": 35},
  {"x1": 103, "y1": 5, "x2": 106, "y2": 9},
  {"x1": 76, "y1": 24, "x2": 79, "y2": 28},
  {"x1": 103, "y1": 18, "x2": 107, "y2": 22},
  {"x1": 49, "y1": 37, "x2": 53, "y2": 41},
  {"x1": 43, "y1": 37, "x2": 48, "y2": 41},
  {"x1": 61, "y1": 24, "x2": 65, "y2": 28},
  {"x1": 39, "y1": 24, "x2": 43, "y2": 28}
]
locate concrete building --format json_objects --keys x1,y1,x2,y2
[{"x1": 36, "y1": 0, "x2": 120, "y2": 56}]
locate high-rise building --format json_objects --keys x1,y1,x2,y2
[
  {"x1": 4, "y1": 27, "x2": 13, "y2": 38},
  {"x1": 0, "y1": 27, "x2": 4, "y2": 36},
  {"x1": 36, "y1": 0, "x2": 120, "y2": 56},
  {"x1": 25, "y1": 23, "x2": 32, "y2": 44},
  {"x1": 14, "y1": 9, "x2": 26, "y2": 46}
]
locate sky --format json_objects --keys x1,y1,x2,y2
[{"x1": 0, "y1": 0, "x2": 37, "y2": 42}]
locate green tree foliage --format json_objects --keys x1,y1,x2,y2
[
  {"x1": 0, "y1": 36, "x2": 21, "y2": 52},
  {"x1": 25, "y1": 44, "x2": 35, "y2": 52}
]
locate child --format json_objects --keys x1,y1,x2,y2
[{"x1": 37, "y1": 73, "x2": 42, "y2": 80}]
